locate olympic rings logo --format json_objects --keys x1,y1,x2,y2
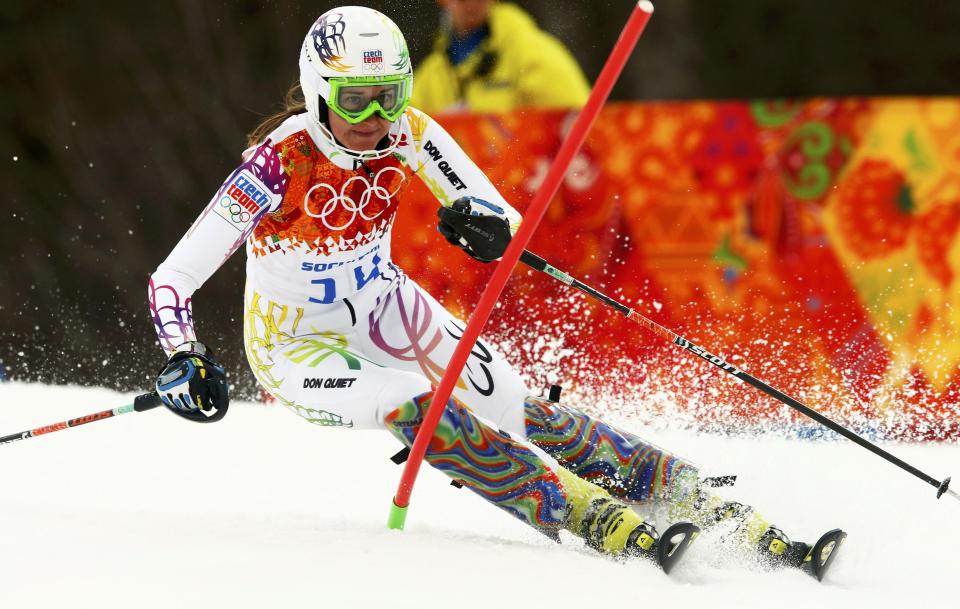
[
  {"x1": 220, "y1": 196, "x2": 251, "y2": 224},
  {"x1": 303, "y1": 166, "x2": 405, "y2": 231}
]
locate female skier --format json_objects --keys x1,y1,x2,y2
[{"x1": 149, "y1": 5, "x2": 830, "y2": 575}]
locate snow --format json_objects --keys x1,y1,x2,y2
[{"x1": 1, "y1": 382, "x2": 957, "y2": 609}]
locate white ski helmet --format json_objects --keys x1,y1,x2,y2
[{"x1": 299, "y1": 6, "x2": 413, "y2": 159}]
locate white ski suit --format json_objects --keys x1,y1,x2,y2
[{"x1": 148, "y1": 108, "x2": 529, "y2": 432}]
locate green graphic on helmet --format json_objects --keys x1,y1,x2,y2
[{"x1": 391, "y1": 30, "x2": 411, "y2": 72}]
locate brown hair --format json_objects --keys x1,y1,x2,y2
[{"x1": 246, "y1": 81, "x2": 308, "y2": 148}]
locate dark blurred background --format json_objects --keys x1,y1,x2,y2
[{"x1": 2, "y1": 0, "x2": 959, "y2": 395}]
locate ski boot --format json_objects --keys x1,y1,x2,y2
[
  {"x1": 674, "y1": 481, "x2": 848, "y2": 582},
  {"x1": 758, "y1": 525, "x2": 847, "y2": 582},
  {"x1": 556, "y1": 467, "x2": 699, "y2": 573}
]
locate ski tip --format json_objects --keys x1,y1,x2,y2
[
  {"x1": 809, "y1": 529, "x2": 847, "y2": 582},
  {"x1": 657, "y1": 522, "x2": 700, "y2": 575}
]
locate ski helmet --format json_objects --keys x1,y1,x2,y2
[{"x1": 299, "y1": 6, "x2": 413, "y2": 159}]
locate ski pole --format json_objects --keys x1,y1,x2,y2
[
  {"x1": 388, "y1": 1, "x2": 657, "y2": 530},
  {"x1": 519, "y1": 250, "x2": 960, "y2": 503},
  {"x1": 0, "y1": 392, "x2": 163, "y2": 446}
]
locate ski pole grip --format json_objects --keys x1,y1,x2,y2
[
  {"x1": 134, "y1": 392, "x2": 163, "y2": 412},
  {"x1": 520, "y1": 250, "x2": 548, "y2": 271}
]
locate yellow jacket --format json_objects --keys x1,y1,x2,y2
[{"x1": 412, "y1": 3, "x2": 590, "y2": 115}]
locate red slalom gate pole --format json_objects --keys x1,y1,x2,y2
[{"x1": 388, "y1": 0, "x2": 656, "y2": 529}]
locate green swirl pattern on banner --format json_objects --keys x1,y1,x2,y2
[
  {"x1": 783, "y1": 121, "x2": 835, "y2": 200},
  {"x1": 750, "y1": 99, "x2": 803, "y2": 128},
  {"x1": 713, "y1": 234, "x2": 748, "y2": 271},
  {"x1": 904, "y1": 129, "x2": 934, "y2": 172}
]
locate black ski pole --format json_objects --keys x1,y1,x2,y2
[
  {"x1": 519, "y1": 250, "x2": 959, "y2": 503},
  {"x1": 0, "y1": 392, "x2": 163, "y2": 446}
]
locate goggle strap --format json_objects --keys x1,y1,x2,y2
[{"x1": 317, "y1": 77, "x2": 333, "y2": 100}]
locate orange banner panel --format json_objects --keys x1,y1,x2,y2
[{"x1": 393, "y1": 99, "x2": 960, "y2": 440}]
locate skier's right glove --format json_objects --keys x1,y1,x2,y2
[
  {"x1": 437, "y1": 196, "x2": 514, "y2": 263},
  {"x1": 155, "y1": 341, "x2": 229, "y2": 423}
]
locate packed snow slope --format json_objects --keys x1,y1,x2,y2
[{"x1": 1, "y1": 383, "x2": 957, "y2": 609}]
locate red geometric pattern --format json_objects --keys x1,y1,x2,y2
[{"x1": 392, "y1": 99, "x2": 960, "y2": 439}]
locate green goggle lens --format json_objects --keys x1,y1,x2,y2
[{"x1": 327, "y1": 76, "x2": 412, "y2": 125}]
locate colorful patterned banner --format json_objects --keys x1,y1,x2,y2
[{"x1": 392, "y1": 99, "x2": 960, "y2": 440}]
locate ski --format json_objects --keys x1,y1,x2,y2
[
  {"x1": 656, "y1": 522, "x2": 701, "y2": 574},
  {"x1": 800, "y1": 528, "x2": 847, "y2": 582}
]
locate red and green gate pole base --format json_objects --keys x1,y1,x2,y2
[
  {"x1": 388, "y1": 0, "x2": 657, "y2": 531},
  {"x1": 387, "y1": 501, "x2": 408, "y2": 530}
]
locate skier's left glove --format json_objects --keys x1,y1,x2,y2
[
  {"x1": 437, "y1": 196, "x2": 514, "y2": 263},
  {"x1": 155, "y1": 341, "x2": 229, "y2": 423}
]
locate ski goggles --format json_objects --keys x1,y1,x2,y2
[{"x1": 325, "y1": 75, "x2": 412, "y2": 125}]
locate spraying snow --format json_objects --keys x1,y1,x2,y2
[{"x1": 1, "y1": 383, "x2": 956, "y2": 608}]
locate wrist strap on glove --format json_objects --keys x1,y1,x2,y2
[{"x1": 158, "y1": 341, "x2": 229, "y2": 423}]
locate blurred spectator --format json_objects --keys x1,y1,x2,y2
[{"x1": 413, "y1": 0, "x2": 590, "y2": 114}]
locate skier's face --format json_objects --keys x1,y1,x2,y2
[
  {"x1": 327, "y1": 102, "x2": 392, "y2": 151},
  {"x1": 443, "y1": 0, "x2": 493, "y2": 36}
]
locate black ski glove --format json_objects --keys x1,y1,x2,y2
[
  {"x1": 155, "y1": 341, "x2": 229, "y2": 423},
  {"x1": 437, "y1": 196, "x2": 513, "y2": 263}
]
